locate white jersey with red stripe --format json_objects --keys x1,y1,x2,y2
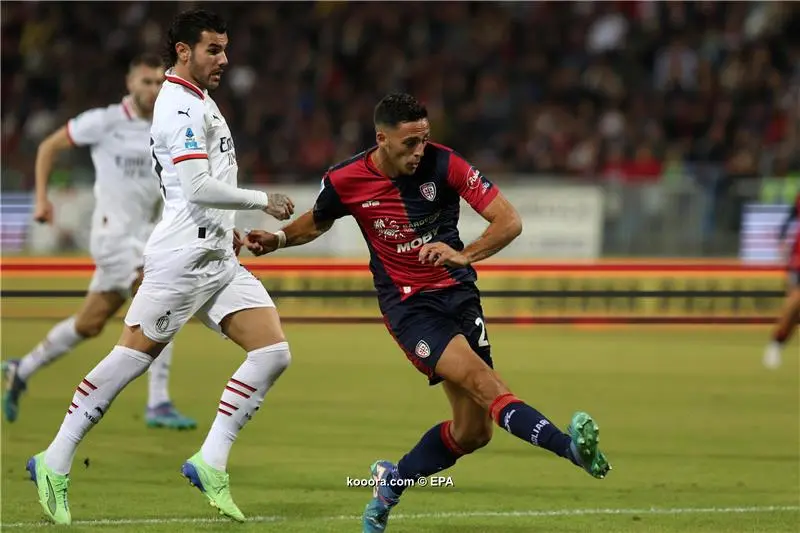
[
  {"x1": 146, "y1": 71, "x2": 238, "y2": 253},
  {"x1": 67, "y1": 97, "x2": 158, "y2": 243}
]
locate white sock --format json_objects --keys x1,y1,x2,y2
[
  {"x1": 200, "y1": 342, "x2": 291, "y2": 471},
  {"x1": 44, "y1": 346, "x2": 153, "y2": 475},
  {"x1": 18, "y1": 317, "x2": 85, "y2": 381},
  {"x1": 147, "y1": 342, "x2": 174, "y2": 409}
]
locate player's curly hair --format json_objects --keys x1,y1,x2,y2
[
  {"x1": 164, "y1": 9, "x2": 227, "y2": 67},
  {"x1": 374, "y1": 93, "x2": 428, "y2": 127}
]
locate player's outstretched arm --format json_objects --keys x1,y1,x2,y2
[
  {"x1": 176, "y1": 158, "x2": 293, "y2": 219},
  {"x1": 34, "y1": 126, "x2": 74, "y2": 224},
  {"x1": 245, "y1": 210, "x2": 334, "y2": 256}
]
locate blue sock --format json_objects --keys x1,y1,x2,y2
[
  {"x1": 490, "y1": 393, "x2": 575, "y2": 462},
  {"x1": 389, "y1": 421, "x2": 464, "y2": 495}
]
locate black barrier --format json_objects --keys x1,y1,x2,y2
[
  {"x1": 1, "y1": 289, "x2": 785, "y2": 324},
  {"x1": 2, "y1": 288, "x2": 785, "y2": 324}
]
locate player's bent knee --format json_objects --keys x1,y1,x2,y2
[
  {"x1": 222, "y1": 307, "x2": 287, "y2": 352},
  {"x1": 74, "y1": 318, "x2": 105, "y2": 339},
  {"x1": 117, "y1": 325, "x2": 167, "y2": 358},
  {"x1": 249, "y1": 341, "x2": 292, "y2": 381},
  {"x1": 460, "y1": 367, "x2": 509, "y2": 410}
]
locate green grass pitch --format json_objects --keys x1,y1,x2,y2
[{"x1": 1, "y1": 318, "x2": 798, "y2": 532}]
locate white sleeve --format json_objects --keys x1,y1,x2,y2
[
  {"x1": 163, "y1": 99, "x2": 208, "y2": 164},
  {"x1": 66, "y1": 108, "x2": 110, "y2": 146},
  {"x1": 176, "y1": 158, "x2": 269, "y2": 210}
]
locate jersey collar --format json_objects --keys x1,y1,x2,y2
[
  {"x1": 121, "y1": 97, "x2": 137, "y2": 120},
  {"x1": 165, "y1": 70, "x2": 205, "y2": 100}
]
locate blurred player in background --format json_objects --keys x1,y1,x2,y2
[
  {"x1": 763, "y1": 191, "x2": 800, "y2": 369},
  {"x1": 246, "y1": 93, "x2": 611, "y2": 533},
  {"x1": 26, "y1": 9, "x2": 295, "y2": 525},
  {"x1": 2, "y1": 53, "x2": 196, "y2": 430}
]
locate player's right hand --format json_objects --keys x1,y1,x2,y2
[
  {"x1": 244, "y1": 230, "x2": 279, "y2": 256},
  {"x1": 33, "y1": 199, "x2": 54, "y2": 224},
  {"x1": 265, "y1": 193, "x2": 295, "y2": 221}
]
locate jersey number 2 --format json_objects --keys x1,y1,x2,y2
[{"x1": 474, "y1": 317, "x2": 490, "y2": 347}]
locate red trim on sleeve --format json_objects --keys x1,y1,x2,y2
[
  {"x1": 165, "y1": 74, "x2": 205, "y2": 100},
  {"x1": 172, "y1": 153, "x2": 208, "y2": 164}
]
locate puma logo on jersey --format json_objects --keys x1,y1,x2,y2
[{"x1": 177, "y1": 108, "x2": 190, "y2": 118}]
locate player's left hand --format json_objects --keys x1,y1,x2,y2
[
  {"x1": 419, "y1": 242, "x2": 470, "y2": 267},
  {"x1": 233, "y1": 229, "x2": 243, "y2": 256}
]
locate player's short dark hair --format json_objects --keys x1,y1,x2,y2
[
  {"x1": 165, "y1": 9, "x2": 227, "y2": 66},
  {"x1": 374, "y1": 93, "x2": 428, "y2": 128},
  {"x1": 129, "y1": 53, "x2": 163, "y2": 71}
]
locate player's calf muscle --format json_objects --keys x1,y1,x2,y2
[
  {"x1": 220, "y1": 308, "x2": 286, "y2": 352},
  {"x1": 450, "y1": 420, "x2": 493, "y2": 451},
  {"x1": 73, "y1": 317, "x2": 105, "y2": 338},
  {"x1": 74, "y1": 293, "x2": 124, "y2": 337}
]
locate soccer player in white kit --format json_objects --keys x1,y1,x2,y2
[
  {"x1": 26, "y1": 9, "x2": 295, "y2": 525},
  {"x1": 2, "y1": 54, "x2": 195, "y2": 431}
]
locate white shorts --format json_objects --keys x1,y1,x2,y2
[
  {"x1": 124, "y1": 247, "x2": 274, "y2": 343},
  {"x1": 88, "y1": 233, "x2": 147, "y2": 296}
]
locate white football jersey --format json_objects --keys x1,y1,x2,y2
[
  {"x1": 146, "y1": 71, "x2": 238, "y2": 253},
  {"x1": 67, "y1": 98, "x2": 159, "y2": 241}
]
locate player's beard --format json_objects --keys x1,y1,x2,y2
[
  {"x1": 189, "y1": 60, "x2": 222, "y2": 90},
  {"x1": 187, "y1": 59, "x2": 211, "y2": 91},
  {"x1": 134, "y1": 95, "x2": 153, "y2": 116}
]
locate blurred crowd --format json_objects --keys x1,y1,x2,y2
[{"x1": 2, "y1": 1, "x2": 799, "y2": 188}]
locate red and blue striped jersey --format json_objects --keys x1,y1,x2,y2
[{"x1": 313, "y1": 143, "x2": 499, "y2": 311}]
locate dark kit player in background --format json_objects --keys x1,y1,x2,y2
[{"x1": 245, "y1": 93, "x2": 611, "y2": 532}]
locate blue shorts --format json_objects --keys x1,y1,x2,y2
[{"x1": 383, "y1": 283, "x2": 493, "y2": 385}]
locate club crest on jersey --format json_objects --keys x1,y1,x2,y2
[
  {"x1": 415, "y1": 340, "x2": 431, "y2": 358},
  {"x1": 420, "y1": 182, "x2": 437, "y2": 202}
]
